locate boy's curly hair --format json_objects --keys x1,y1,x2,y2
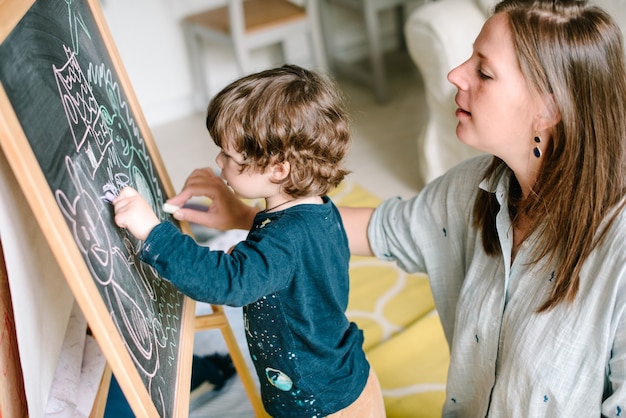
[{"x1": 206, "y1": 65, "x2": 351, "y2": 197}]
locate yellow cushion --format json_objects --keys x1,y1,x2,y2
[
  {"x1": 347, "y1": 256, "x2": 434, "y2": 351},
  {"x1": 330, "y1": 183, "x2": 436, "y2": 349},
  {"x1": 330, "y1": 182, "x2": 449, "y2": 417},
  {"x1": 329, "y1": 181, "x2": 382, "y2": 208},
  {"x1": 367, "y1": 313, "x2": 449, "y2": 418}
]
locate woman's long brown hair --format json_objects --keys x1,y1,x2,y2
[{"x1": 475, "y1": 0, "x2": 626, "y2": 311}]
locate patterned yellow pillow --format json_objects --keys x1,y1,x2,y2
[
  {"x1": 347, "y1": 256, "x2": 434, "y2": 351},
  {"x1": 367, "y1": 313, "x2": 449, "y2": 418},
  {"x1": 330, "y1": 182, "x2": 449, "y2": 418},
  {"x1": 330, "y1": 183, "x2": 436, "y2": 349}
]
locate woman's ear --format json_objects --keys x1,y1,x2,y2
[
  {"x1": 268, "y1": 160, "x2": 291, "y2": 182},
  {"x1": 535, "y1": 94, "x2": 561, "y2": 131}
]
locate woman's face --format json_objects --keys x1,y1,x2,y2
[{"x1": 448, "y1": 12, "x2": 544, "y2": 168}]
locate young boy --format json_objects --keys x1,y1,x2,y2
[{"x1": 113, "y1": 65, "x2": 385, "y2": 417}]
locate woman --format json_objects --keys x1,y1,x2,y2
[{"x1": 166, "y1": 0, "x2": 626, "y2": 415}]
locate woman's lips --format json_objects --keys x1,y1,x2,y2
[
  {"x1": 455, "y1": 107, "x2": 471, "y2": 118},
  {"x1": 454, "y1": 96, "x2": 471, "y2": 118}
]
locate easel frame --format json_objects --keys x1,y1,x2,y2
[
  {"x1": 0, "y1": 238, "x2": 28, "y2": 418},
  {"x1": 0, "y1": 0, "x2": 266, "y2": 416},
  {"x1": 195, "y1": 305, "x2": 267, "y2": 416},
  {"x1": 0, "y1": 0, "x2": 195, "y2": 415}
]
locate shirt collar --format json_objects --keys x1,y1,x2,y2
[{"x1": 478, "y1": 161, "x2": 512, "y2": 206}]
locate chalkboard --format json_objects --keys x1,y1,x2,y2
[{"x1": 0, "y1": 0, "x2": 195, "y2": 416}]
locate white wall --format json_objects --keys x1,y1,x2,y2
[{"x1": 100, "y1": 0, "x2": 407, "y2": 128}]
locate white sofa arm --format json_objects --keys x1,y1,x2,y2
[
  {"x1": 404, "y1": 0, "x2": 487, "y2": 183},
  {"x1": 405, "y1": 0, "x2": 486, "y2": 103}
]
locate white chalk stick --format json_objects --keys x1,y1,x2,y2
[{"x1": 162, "y1": 203, "x2": 180, "y2": 214}]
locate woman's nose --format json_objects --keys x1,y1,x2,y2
[
  {"x1": 447, "y1": 65, "x2": 462, "y2": 88},
  {"x1": 447, "y1": 60, "x2": 469, "y2": 90}
]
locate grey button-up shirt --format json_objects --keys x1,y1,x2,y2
[{"x1": 369, "y1": 155, "x2": 626, "y2": 417}]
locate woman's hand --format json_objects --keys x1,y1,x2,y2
[
  {"x1": 113, "y1": 187, "x2": 160, "y2": 240},
  {"x1": 165, "y1": 167, "x2": 257, "y2": 231}
]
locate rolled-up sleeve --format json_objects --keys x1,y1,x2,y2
[
  {"x1": 368, "y1": 196, "x2": 427, "y2": 273},
  {"x1": 368, "y1": 156, "x2": 488, "y2": 276}
]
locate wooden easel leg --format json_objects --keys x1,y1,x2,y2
[
  {"x1": 0, "y1": 238, "x2": 28, "y2": 418},
  {"x1": 89, "y1": 365, "x2": 112, "y2": 418},
  {"x1": 195, "y1": 305, "x2": 268, "y2": 417}
]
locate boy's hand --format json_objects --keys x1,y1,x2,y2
[{"x1": 113, "y1": 187, "x2": 160, "y2": 240}]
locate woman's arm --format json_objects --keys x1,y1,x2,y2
[
  {"x1": 166, "y1": 167, "x2": 258, "y2": 231},
  {"x1": 339, "y1": 206, "x2": 375, "y2": 256},
  {"x1": 166, "y1": 168, "x2": 379, "y2": 257}
]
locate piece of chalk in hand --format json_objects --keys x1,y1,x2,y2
[{"x1": 162, "y1": 203, "x2": 180, "y2": 214}]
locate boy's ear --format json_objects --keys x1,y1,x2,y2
[{"x1": 269, "y1": 160, "x2": 290, "y2": 182}]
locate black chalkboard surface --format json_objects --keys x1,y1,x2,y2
[{"x1": 0, "y1": 0, "x2": 195, "y2": 416}]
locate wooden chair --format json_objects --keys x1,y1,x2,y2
[
  {"x1": 321, "y1": 0, "x2": 424, "y2": 103},
  {"x1": 183, "y1": 0, "x2": 327, "y2": 108}
]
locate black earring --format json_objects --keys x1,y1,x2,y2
[{"x1": 533, "y1": 135, "x2": 542, "y2": 158}]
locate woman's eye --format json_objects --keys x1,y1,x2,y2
[{"x1": 478, "y1": 69, "x2": 492, "y2": 80}]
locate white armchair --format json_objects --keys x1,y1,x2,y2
[
  {"x1": 404, "y1": 0, "x2": 626, "y2": 184},
  {"x1": 403, "y1": 0, "x2": 495, "y2": 184}
]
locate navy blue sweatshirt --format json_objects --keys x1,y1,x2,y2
[{"x1": 140, "y1": 197, "x2": 369, "y2": 417}]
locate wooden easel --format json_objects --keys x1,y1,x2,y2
[
  {"x1": 0, "y1": 238, "x2": 27, "y2": 418},
  {"x1": 196, "y1": 307, "x2": 267, "y2": 417},
  {"x1": 88, "y1": 311, "x2": 266, "y2": 417},
  {"x1": 1, "y1": 230, "x2": 265, "y2": 418},
  {"x1": 88, "y1": 306, "x2": 268, "y2": 417},
  {"x1": 0, "y1": 0, "x2": 265, "y2": 416}
]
